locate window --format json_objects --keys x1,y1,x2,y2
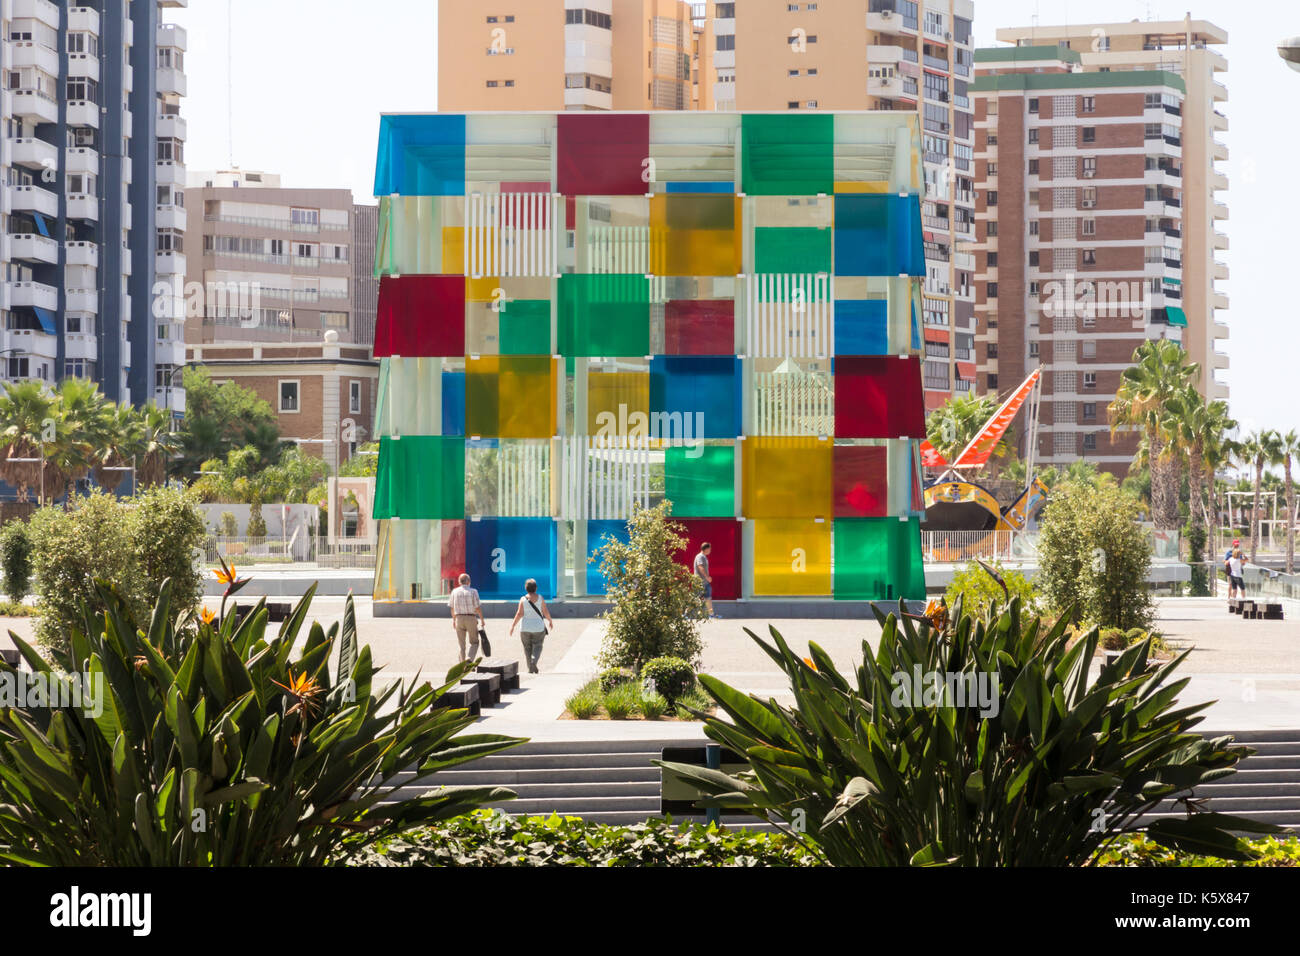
[
  {"x1": 291, "y1": 208, "x2": 319, "y2": 226},
  {"x1": 279, "y1": 381, "x2": 300, "y2": 413},
  {"x1": 987, "y1": 375, "x2": 999, "y2": 390},
  {"x1": 806, "y1": 100, "x2": 817, "y2": 109},
  {"x1": 1082, "y1": 340, "x2": 1097, "y2": 359},
  {"x1": 787, "y1": 101, "x2": 800, "y2": 110},
  {"x1": 1082, "y1": 402, "x2": 1097, "y2": 420},
  {"x1": 350, "y1": 381, "x2": 362, "y2": 414},
  {"x1": 715, "y1": 2, "x2": 736, "y2": 15},
  {"x1": 986, "y1": 221, "x2": 998, "y2": 236},
  {"x1": 986, "y1": 191, "x2": 997, "y2": 206},
  {"x1": 1029, "y1": 281, "x2": 1039, "y2": 295},
  {"x1": 1082, "y1": 218, "x2": 1096, "y2": 236},
  {"x1": 987, "y1": 162, "x2": 998, "y2": 175},
  {"x1": 1081, "y1": 187, "x2": 1097, "y2": 208},
  {"x1": 987, "y1": 343, "x2": 998, "y2": 358},
  {"x1": 486, "y1": 80, "x2": 499, "y2": 87},
  {"x1": 1082, "y1": 157, "x2": 1097, "y2": 178},
  {"x1": 987, "y1": 282, "x2": 998, "y2": 298},
  {"x1": 987, "y1": 252, "x2": 998, "y2": 266},
  {"x1": 716, "y1": 34, "x2": 735, "y2": 51},
  {"x1": 1082, "y1": 249, "x2": 1096, "y2": 265},
  {"x1": 1083, "y1": 433, "x2": 1097, "y2": 451},
  {"x1": 1027, "y1": 128, "x2": 1038, "y2": 144},
  {"x1": 486, "y1": 15, "x2": 497, "y2": 22},
  {"x1": 1028, "y1": 252, "x2": 1038, "y2": 266},
  {"x1": 1081, "y1": 96, "x2": 1095, "y2": 113},
  {"x1": 987, "y1": 134, "x2": 997, "y2": 145},
  {"x1": 1083, "y1": 372, "x2": 1097, "y2": 389},
  {"x1": 1082, "y1": 127, "x2": 1096, "y2": 144},
  {"x1": 1029, "y1": 342, "x2": 1040, "y2": 358},
  {"x1": 1028, "y1": 98, "x2": 1039, "y2": 113},
  {"x1": 322, "y1": 312, "x2": 349, "y2": 329},
  {"x1": 1028, "y1": 159, "x2": 1039, "y2": 175}
]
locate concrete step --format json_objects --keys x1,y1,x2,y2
[
  {"x1": 1227, "y1": 740, "x2": 1300, "y2": 755},
  {"x1": 465, "y1": 751, "x2": 664, "y2": 771},
  {"x1": 1232, "y1": 755, "x2": 1300, "y2": 771},
  {"x1": 394, "y1": 780, "x2": 661, "y2": 800},
  {"x1": 492, "y1": 740, "x2": 693, "y2": 756},
  {"x1": 1141, "y1": 808, "x2": 1300, "y2": 828},
  {"x1": 1163, "y1": 795, "x2": 1300, "y2": 813},
  {"x1": 492, "y1": 796, "x2": 662, "y2": 815},
  {"x1": 395, "y1": 765, "x2": 663, "y2": 787},
  {"x1": 1204, "y1": 769, "x2": 1300, "y2": 786},
  {"x1": 1189, "y1": 783, "x2": 1300, "y2": 799},
  {"x1": 1213, "y1": 730, "x2": 1300, "y2": 744}
]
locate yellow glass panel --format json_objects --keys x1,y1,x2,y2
[
  {"x1": 834, "y1": 181, "x2": 889, "y2": 194},
  {"x1": 753, "y1": 519, "x2": 832, "y2": 596},
  {"x1": 442, "y1": 226, "x2": 465, "y2": 275},
  {"x1": 648, "y1": 196, "x2": 742, "y2": 277},
  {"x1": 466, "y1": 356, "x2": 557, "y2": 438},
  {"x1": 586, "y1": 370, "x2": 650, "y2": 436},
  {"x1": 742, "y1": 437, "x2": 833, "y2": 518},
  {"x1": 466, "y1": 276, "x2": 501, "y2": 301}
]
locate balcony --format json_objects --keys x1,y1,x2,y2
[
  {"x1": 1211, "y1": 170, "x2": 1229, "y2": 191},
  {"x1": 156, "y1": 66, "x2": 187, "y2": 96},
  {"x1": 9, "y1": 232, "x2": 58, "y2": 265},
  {"x1": 867, "y1": 10, "x2": 918, "y2": 35},
  {"x1": 13, "y1": 0, "x2": 60, "y2": 26},
  {"x1": 156, "y1": 250, "x2": 186, "y2": 276},
  {"x1": 869, "y1": 75, "x2": 905, "y2": 98},
  {"x1": 10, "y1": 42, "x2": 60, "y2": 77},
  {"x1": 1212, "y1": 81, "x2": 1228, "y2": 102},
  {"x1": 65, "y1": 146, "x2": 98, "y2": 176},
  {"x1": 10, "y1": 183, "x2": 57, "y2": 217},
  {"x1": 66, "y1": 100, "x2": 99, "y2": 129},
  {"x1": 1214, "y1": 261, "x2": 1229, "y2": 280},
  {"x1": 1213, "y1": 319, "x2": 1230, "y2": 339},
  {"x1": 68, "y1": 6, "x2": 101, "y2": 34},
  {"x1": 8, "y1": 280, "x2": 58, "y2": 312},
  {"x1": 1213, "y1": 351, "x2": 1230, "y2": 370},
  {"x1": 11, "y1": 90, "x2": 58, "y2": 125},
  {"x1": 65, "y1": 241, "x2": 98, "y2": 267},
  {"x1": 156, "y1": 160, "x2": 185, "y2": 186},
  {"x1": 66, "y1": 194, "x2": 98, "y2": 221},
  {"x1": 155, "y1": 338, "x2": 186, "y2": 366},
  {"x1": 158, "y1": 22, "x2": 188, "y2": 51},
  {"x1": 1213, "y1": 202, "x2": 1229, "y2": 220},
  {"x1": 157, "y1": 113, "x2": 187, "y2": 141},
  {"x1": 154, "y1": 386, "x2": 186, "y2": 414},
  {"x1": 68, "y1": 53, "x2": 100, "y2": 83},
  {"x1": 1214, "y1": 231, "x2": 1229, "y2": 251},
  {"x1": 64, "y1": 332, "x2": 97, "y2": 361},
  {"x1": 10, "y1": 137, "x2": 58, "y2": 171},
  {"x1": 155, "y1": 203, "x2": 186, "y2": 231},
  {"x1": 65, "y1": 289, "x2": 97, "y2": 313},
  {"x1": 1213, "y1": 139, "x2": 1228, "y2": 162},
  {"x1": 1212, "y1": 109, "x2": 1228, "y2": 132},
  {"x1": 868, "y1": 44, "x2": 907, "y2": 63}
]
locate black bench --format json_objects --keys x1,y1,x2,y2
[
  {"x1": 477, "y1": 658, "x2": 520, "y2": 692},
  {"x1": 1262, "y1": 603, "x2": 1285, "y2": 620},
  {"x1": 434, "y1": 682, "x2": 481, "y2": 717},
  {"x1": 1228, "y1": 599, "x2": 1242, "y2": 614},
  {"x1": 0, "y1": 648, "x2": 18, "y2": 668},
  {"x1": 461, "y1": 671, "x2": 502, "y2": 706},
  {"x1": 268, "y1": 603, "x2": 293, "y2": 622}
]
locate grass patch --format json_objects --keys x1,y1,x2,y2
[
  {"x1": 603, "y1": 681, "x2": 640, "y2": 720},
  {"x1": 564, "y1": 684, "x2": 603, "y2": 720},
  {"x1": 562, "y1": 676, "x2": 715, "y2": 721}
]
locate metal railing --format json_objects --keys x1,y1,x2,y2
[{"x1": 204, "y1": 535, "x2": 376, "y2": 568}]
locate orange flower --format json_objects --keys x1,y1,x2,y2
[
  {"x1": 199, "y1": 606, "x2": 216, "y2": 625},
  {"x1": 923, "y1": 599, "x2": 949, "y2": 631},
  {"x1": 272, "y1": 669, "x2": 324, "y2": 720},
  {"x1": 213, "y1": 562, "x2": 238, "y2": 585},
  {"x1": 802, "y1": 656, "x2": 818, "y2": 672}
]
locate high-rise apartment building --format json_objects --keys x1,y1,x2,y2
[
  {"x1": 437, "y1": 1, "x2": 711, "y2": 112},
  {"x1": 994, "y1": 18, "x2": 1229, "y2": 404},
  {"x1": 1, "y1": 0, "x2": 188, "y2": 413}
]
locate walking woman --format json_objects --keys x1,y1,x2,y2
[{"x1": 509, "y1": 578, "x2": 554, "y2": 674}]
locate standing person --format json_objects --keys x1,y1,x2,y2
[
  {"x1": 1224, "y1": 539, "x2": 1239, "y2": 597},
  {"x1": 694, "y1": 542, "x2": 716, "y2": 619},
  {"x1": 509, "y1": 578, "x2": 553, "y2": 674},
  {"x1": 1229, "y1": 549, "x2": 1247, "y2": 598},
  {"x1": 448, "y1": 573, "x2": 485, "y2": 662}
]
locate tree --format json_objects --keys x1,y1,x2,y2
[
  {"x1": 1239, "y1": 429, "x2": 1283, "y2": 564},
  {"x1": 925, "y1": 393, "x2": 1008, "y2": 464},
  {"x1": 1168, "y1": 387, "x2": 1234, "y2": 576},
  {"x1": 1283, "y1": 431, "x2": 1300, "y2": 575},
  {"x1": 0, "y1": 380, "x2": 55, "y2": 503},
  {"x1": 339, "y1": 442, "x2": 380, "y2": 478},
  {"x1": 596, "y1": 501, "x2": 705, "y2": 672},
  {"x1": 1109, "y1": 340, "x2": 1198, "y2": 531},
  {"x1": 175, "y1": 366, "x2": 283, "y2": 478},
  {"x1": 1037, "y1": 480, "x2": 1154, "y2": 631}
]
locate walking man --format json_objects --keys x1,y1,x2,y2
[
  {"x1": 694, "y1": 542, "x2": 715, "y2": 618},
  {"x1": 448, "y1": 573, "x2": 485, "y2": 662}
]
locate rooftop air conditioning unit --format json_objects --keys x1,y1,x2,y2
[{"x1": 1081, "y1": 199, "x2": 1097, "y2": 208}]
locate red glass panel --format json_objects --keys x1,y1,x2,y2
[
  {"x1": 833, "y1": 445, "x2": 889, "y2": 517},
  {"x1": 664, "y1": 300, "x2": 735, "y2": 355},
  {"x1": 557, "y1": 114, "x2": 650, "y2": 197},
  {"x1": 374, "y1": 275, "x2": 465, "y2": 358},
  {"x1": 441, "y1": 519, "x2": 466, "y2": 582},
  {"x1": 673, "y1": 519, "x2": 741, "y2": 601},
  {"x1": 835, "y1": 356, "x2": 926, "y2": 439}
]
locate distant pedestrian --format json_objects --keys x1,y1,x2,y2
[
  {"x1": 448, "y1": 573, "x2": 485, "y2": 662},
  {"x1": 509, "y1": 579, "x2": 553, "y2": 674},
  {"x1": 694, "y1": 542, "x2": 716, "y2": 618},
  {"x1": 1228, "y1": 549, "x2": 1247, "y2": 598}
]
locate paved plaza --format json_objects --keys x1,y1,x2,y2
[{"x1": 4, "y1": 596, "x2": 1295, "y2": 739}]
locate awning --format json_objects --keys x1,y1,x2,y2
[
  {"x1": 33, "y1": 307, "x2": 56, "y2": 334},
  {"x1": 1164, "y1": 277, "x2": 1181, "y2": 285},
  {"x1": 32, "y1": 213, "x2": 50, "y2": 238},
  {"x1": 924, "y1": 326, "x2": 949, "y2": 344},
  {"x1": 1166, "y1": 306, "x2": 1188, "y2": 327},
  {"x1": 956, "y1": 361, "x2": 977, "y2": 380}
]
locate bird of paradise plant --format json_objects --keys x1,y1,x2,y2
[{"x1": 212, "y1": 553, "x2": 249, "y2": 626}]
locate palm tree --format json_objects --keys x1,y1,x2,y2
[
  {"x1": 93, "y1": 402, "x2": 139, "y2": 494},
  {"x1": 0, "y1": 380, "x2": 55, "y2": 503},
  {"x1": 925, "y1": 392, "x2": 1008, "y2": 464},
  {"x1": 1169, "y1": 387, "x2": 1235, "y2": 541},
  {"x1": 1281, "y1": 430, "x2": 1300, "y2": 574},
  {"x1": 1109, "y1": 340, "x2": 1198, "y2": 530},
  {"x1": 136, "y1": 404, "x2": 181, "y2": 488},
  {"x1": 1239, "y1": 429, "x2": 1284, "y2": 564},
  {"x1": 44, "y1": 377, "x2": 110, "y2": 502}
]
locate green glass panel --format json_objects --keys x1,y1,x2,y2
[
  {"x1": 833, "y1": 517, "x2": 926, "y2": 601},
  {"x1": 558, "y1": 274, "x2": 651, "y2": 357},
  {"x1": 740, "y1": 114, "x2": 835, "y2": 196},
  {"x1": 373, "y1": 436, "x2": 465, "y2": 520},
  {"x1": 665, "y1": 444, "x2": 735, "y2": 517},
  {"x1": 754, "y1": 227, "x2": 833, "y2": 274},
  {"x1": 499, "y1": 299, "x2": 552, "y2": 355}
]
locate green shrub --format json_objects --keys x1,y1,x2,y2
[
  {"x1": 598, "y1": 667, "x2": 635, "y2": 693},
  {"x1": 659, "y1": 598, "x2": 1281, "y2": 866},
  {"x1": 945, "y1": 560, "x2": 1037, "y2": 619},
  {"x1": 0, "y1": 520, "x2": 32, "y2": 601},
  {"x1": 1037, "y1": 480, "x2": 1154, "y2": 630},
  {"x1": 565, "y1": 682, "x2": 603, "y2": 720},
  {"x1": 641, "y1": 656, "x2": 696, "y2": 703},
  {"x1": 219, "y1": 511, "x2": 239, "y2": 537},
  {"x1": 1095, "y1": 834, "x2": 1300, "y2": 867},
  {"x1": 246, "y1": 498, "x2": 267, "y2": 538},
  {"x1": 603, "y1": 681, "x2": 640, "y2": 720},
  {"x1": 0, "y1": 600, "x2": 34, "y2": 617},
  {"x1": 128, "y1": 486, "x2": 206, "y2": 616},
  {"x1": 0, "y1": 582, "x2": 524, "y2": 865},
  {"x1": 596, "y1": 502, "x2": 704, "y2": 671},
  {"x1": 1100, "y1": 627, "x2": 1127, "y2": 650},
  {"x1": 640, "y1": 692, "x2": 669, "y2": 720},
  {"x1": 355, "y1": 811, "x2": 821, "y2": 867}
]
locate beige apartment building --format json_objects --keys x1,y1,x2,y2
[
  {"x1": 438, "y1": 0, "x2": 711, "y2": 112},
  {"x1": 972, "y1": 46, "x2": 1190, "y2": 472},
  {"x1": 994, "y1": 18, "x2": 1229, "y2": 403},
  {"x1": 438, "y1": 0, "x2": 977, "y2": 407}
]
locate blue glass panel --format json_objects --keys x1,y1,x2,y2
[
  {"x1": 442, "y1": 370, "x2": 465, "y2": 437},
  {"x1": 373, "y1": 114, "x2": 466, "y2": 197},
  {"x1": 649, "y1": 356, "x2": 741, "y2": 440},
  {"x1": 585, "y1": 519, "x2": 631, "y2": 595},
  {"x1": 834, "y1": 300, "x2": 888, "y2": 356},
  {"x1": 465, "y1": 517, "x2": 558, "y2": 600},
  {"x1": 664, "y1": 181, "x2": 735, "y2": 193},
  {"x1": 833, "y1": 194, "x2": 925, "y2": 277}
]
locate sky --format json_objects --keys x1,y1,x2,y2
[{"x1": 174, "y1": 1, "x2": 1291, "y2": 440}]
